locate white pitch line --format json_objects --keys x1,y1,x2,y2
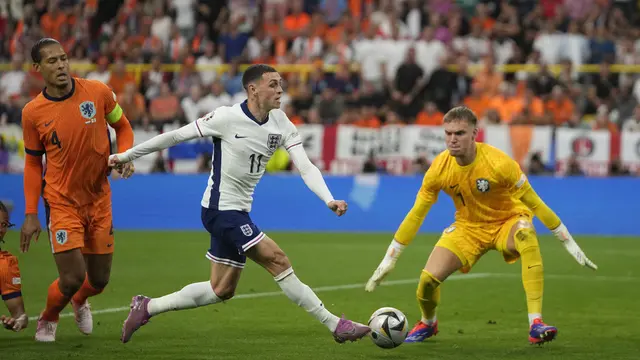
[
  {"x1": 27, "y1": 273, "x2": 491, "y2": 321},
  {"x1": 27, "y1": 272, "x2": 637, "y2": 321}
]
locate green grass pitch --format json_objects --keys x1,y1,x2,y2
[{"x1": 2, "y1": 231, "x2": 639, "y2": 359}]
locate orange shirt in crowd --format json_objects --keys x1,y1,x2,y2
[
  {"x1": 546, "y1": 98, "x2": 575, "y2": 125},
  {"x1": 464, "y1": 94, "x2": 491, "y2": 119},
  {"x1": 353, "y1": 116, "x2": 381, "y2": 128},
  {"x1": 415, "y1": 111, "x2": 444, "y2": 125},
  {"x1": 488, "y1": 96, "x2": 524, "y2": 124}
]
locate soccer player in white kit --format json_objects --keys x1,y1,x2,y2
[{"x1": 110, "y1": 65, "x2": 371, "y2": 344}]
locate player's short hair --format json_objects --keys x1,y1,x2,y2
[
  {"x1": 242, "y1": 64, "x2": 278, "y2": 90},
  {"x1": 31, "y1": 38, "x2": 61, "y2": 63},
  {"x1": 443, "y1": 106, "x2": 478, "y2": 126}
]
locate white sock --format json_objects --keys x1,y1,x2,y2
[
  {"x1": 421, "y1": 315, "x2": 437, "y2": 326},
  {"x1": 147, "y1": 281, "x2": 222, "y2": 316},
  {"x1": 275, "y1": 268, "x2": 340, "y2": 332},
  {"x1": 528, "y1": 313, "x2": 542, "y2": 326}
]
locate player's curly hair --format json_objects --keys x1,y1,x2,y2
[
  {"x1": 31, "y1": 38, "x2": 61, "y2": 63},
  {"x1": 242, "y1": 64, "x2": 278, "y2": 90},
  {"x1": 443, "y1": 106, "x2": 478, "y2": 127}
]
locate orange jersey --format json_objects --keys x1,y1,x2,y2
[
  {"x1": 419, "y1": 143, "x2": 532, "y2": 226},
  {"x1": 22, "y1": 78, "x2": 126, "y2": 207},
  {"x1": 0, "y1": 251, "x2": 21, "y2": 300}
]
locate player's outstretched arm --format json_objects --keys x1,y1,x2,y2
[
  {"x1": 365, "y1": 166, "x2": 440, "y2": 292},
  {"x1": 110, "y1": 111, "x2": 224, "y2": 166},
  {"x1": 520, "y1": 188, "x2": 597, "y2": 270},
  {"x1": 1, "y1": 297, "x2": 28, "y2": 332},
  {"x1": 109, "y1": 122, "x2": 203, "y2": 165},
  {"x1": 365, "y1": 194, "x2": 435, "y2": 292},
  {"x1": 287, "y1": 145, "x2": 347, "y2": 216}
]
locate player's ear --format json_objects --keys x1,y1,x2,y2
[{"x1": 248, "y1": 82, "x2": 258, "y2": 96}]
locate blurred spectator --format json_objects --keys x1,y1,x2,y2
[
  {"x1": 622, "y1": 105, "x2": 640, "y2": 132},
  {"x1": 0, "y1": 54, "x2": 26, "y2": 102},
  {"x1": 149, "y1": 83, "x2": 181, "y2": 125},
  {"x1": 591, "y1": 105, "x2": 618, "y2": 133},
  {"x1": 108, "y1": 57, "x2": 136, "y2": 95},
  {"x1": 119, "y1": 82, "x2": 146, "y2": 124},
  {"x1": 86, "y1": 56, "x2": 111, "y2": 84},
  {"x1": 390, "y1": 47, "x2": 426, "y2": 121},
  {"x1": 528, "y1": 152, "x2": 553, "y2": 175},
  {"x1": 199, "y1": 80, "x2": 231, "y2": 112},
  {"x1": 488, "y1": 82, "x2": 523, "y2": 124},
  {"x1": 473, "y1": 55, "x2": 503, "y2": 97},
  {"x1": 588, "y1": 25, "x2": 616, "y2": 64},
  {"x1": 181, "y1": 84, "x2": 204, "y2": 123},
  {"x1": 172, "y1": 56, "x2": 200, "y2": 98},
  {"x1": 415, "y1": 102, "x2": 444, "y2": 126},
  {"x1": 0, "y1": 137, "x2": 8, "y2": 173},
  {"x1": 316, "y1": 87, "x2": 343, "y2": 124},
  {"x1": 528, "y1": 63, "x2": 557, "y2": 97},
  {"x1": 609, "y1": 159, "x2": 631, "y2": 176},
  {"x1": 464, "y1": 82, "x2": 491, "y2": 120},
  {"x1": 220, "y1": 60, "x2": 244, "y2": 95},
  {"x1": 546, "y1": 85, "x2": 575, "y2": 126},
  {"x1": 566, "y1": 155, "x2": 585, "y2": 176}
]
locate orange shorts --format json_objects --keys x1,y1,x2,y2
[
  {"x1": 44, "y1": 195, "x2": 114, "y2": 255},
  {"x1": 0, "y1": 251, "x2": 22, "y2": 300}
]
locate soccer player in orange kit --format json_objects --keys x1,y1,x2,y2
[
  {"x1": 0, "y1": 200, "x2": 28, "y2": 332},
  {"x1": 20, "y1": 38, "x2": 135, "y2": 342}
]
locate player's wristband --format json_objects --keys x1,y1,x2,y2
[
  {"x1": 384, "y1": 239, "x2": 406, "y2": 262},
  {"x1": 551, "y1": 223, "x2": 571, "y2": 242}
]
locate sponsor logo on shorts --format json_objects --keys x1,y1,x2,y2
[
  {"x1": 240, "y1": 224, "x2": 253, "y2": 237},
  {"x1": 55, "y1": 230, "x2": 68, "y2": 245}
]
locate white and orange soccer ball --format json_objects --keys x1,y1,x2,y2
[{"x1": 368, "y1": 307, "x2": 409, "y2": 349}]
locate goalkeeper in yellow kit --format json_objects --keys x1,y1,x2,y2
[{"x1": 365, "y1": 107, "x2": 597, "y2": 345}]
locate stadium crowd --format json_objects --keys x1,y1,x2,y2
[{"x1": 0, "y1": 0, "x2": 639, "y2": 175}]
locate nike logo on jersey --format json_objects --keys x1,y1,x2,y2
[
  {"x1": 235, "y1": 134, "x2": 248, "y2": 139},
  {"x1": 449, "y1": 185, "x2": 458, "y2": 189},
  {"x1": 45, "y1": 120, "x2": 54, "y2": 127}
]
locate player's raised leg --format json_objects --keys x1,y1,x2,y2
[
  {"x1": 504, "y1": 219, "x2": 557, "y2": 344},
  {"x1": 406, "y1": 243, "x2": 463, "y2": 343},
  {"x1": 246, "y1": 235, "x2": 370, "y2": 343}
]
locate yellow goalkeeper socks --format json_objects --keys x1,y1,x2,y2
[
  {"x1": 514, "y1": 227, "x2": 544, "y2": 324},
  {"x1": 416, "y1": 270, "x2": 441, "y2": 324}
]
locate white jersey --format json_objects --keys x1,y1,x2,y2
[{"x1": 194, "y1": 101, "x2": 302, "y2": 212}]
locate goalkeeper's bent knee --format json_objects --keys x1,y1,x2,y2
[
  {"x1": 416, "y1": 270, "x2": 441, "y2": 301},
  {"x1": 513, "y1": 226, "x2": 540, "y2": 254}
]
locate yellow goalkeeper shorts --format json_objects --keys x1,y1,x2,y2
[{"x1": 434, "y1": 214, "x2": 533, "y2": 273}]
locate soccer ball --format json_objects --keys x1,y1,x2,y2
[{"x1": 367, "y1": 307, "x2": 409, "y2": 349}]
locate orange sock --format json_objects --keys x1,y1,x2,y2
[
  {"x1": 41, "y1": 279, "x2": 71, "y2": 322},
  {"x1": 72, "y1": 276, "x2": 104, "y2": 305}
]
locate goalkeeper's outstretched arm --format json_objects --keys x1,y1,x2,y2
[
  {"x1": 519, "y1": 187, "x2": 598, "y2": 270},
  {"x1": 365, "y1": 180, "x2": 438, "y2": 292}
]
